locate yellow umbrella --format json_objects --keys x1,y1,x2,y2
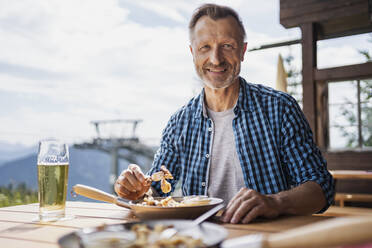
[{"x1": 276, "y1": 54, "x2": 287, "y2": 93}]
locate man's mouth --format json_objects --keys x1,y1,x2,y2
[{"x1": 206, "y1": 68, "x2": 227, "y2": 73}]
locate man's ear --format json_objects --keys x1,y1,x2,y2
[
  {"x1": 189, "y1": 45, "x2": 193, "y2": 55},
  {"x1": 241, "y1": 42, "x2": 247, "y2": 61}
]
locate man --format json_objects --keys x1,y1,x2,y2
[{"x1": 115, "y1": 4, "x2": 334, "y2": 224}]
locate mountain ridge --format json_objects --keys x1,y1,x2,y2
[{"x1": 0, "y1": 145, "x2": 154, "y2": 201}]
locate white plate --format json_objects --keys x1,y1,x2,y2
[
  {"x1": 127, "y1": 196, "x2": 224, "y2": 219},
  {"x1": 58, "y1": 220, "x2": 228, "y2": 248}
]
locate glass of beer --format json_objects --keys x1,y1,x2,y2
[{"x1": 37, "y1": 139, "x2": 69, "y2": 222}]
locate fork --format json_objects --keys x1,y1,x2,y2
[{"x1": 160, "y1": 203, "x2": 225, "y2": 240}]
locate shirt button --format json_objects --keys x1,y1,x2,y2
[
  {"x1": 205, "y1": 154, "x2": 210, "y2": 158},
  {"x1": 201, "y1": 182, "x2": 206, "y2": 187},
  {"x1": 208, "y1": 127, "x2": 212, "y2": 132}
]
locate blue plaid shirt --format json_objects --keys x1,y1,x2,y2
[{"x1": 148, "y1": 77, "x2": 334, "y2": 211}]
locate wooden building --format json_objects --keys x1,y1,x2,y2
[{"x1": 280, "y1": 0, "x2": 372, "y2": 204}]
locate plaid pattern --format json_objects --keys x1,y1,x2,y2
[{"x1": 148, "y1": 77, "x2": 334, "y2": 212}]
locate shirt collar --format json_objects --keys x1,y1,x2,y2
[
  {"x1": 235, "y1": 77, "x2": 253, "y2": 113},
  {"x1": 194, "y1": 77, "x2": 253, "y2": 119}
]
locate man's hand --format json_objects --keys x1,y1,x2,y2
[
  {"x1": 221, "y1": 188, "x2": 281, "y2": 224},
  {"x1": 114, "y1": 164, "x2": 151, "y2": 201},
  {"x1": 221, "y1": 182, "x2": 327, "y2": 224}
]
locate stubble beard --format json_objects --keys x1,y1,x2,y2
[{"x1": 196, "y1": 63, "x2": 240, "y2": 90}]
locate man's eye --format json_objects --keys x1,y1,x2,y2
[
  {"x1": 223, "y1": 44, "x2": 233, "y2": 49},
  {"x1": 199, "y1": 45, "x2": 210, "y2": 51}
]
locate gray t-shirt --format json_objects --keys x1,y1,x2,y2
[{"x1": 206, "y1": 107, "x2": 246, "y2": 204}]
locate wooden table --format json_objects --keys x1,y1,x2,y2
[
  {"x1": 329, "y1": 170, "x2": 372, "y2": 180},
  {"x1": 0, "y1": 201, "x2": 371, "y2": 248}
]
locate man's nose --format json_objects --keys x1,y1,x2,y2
[{"x1": 209, "y1": 47, "x2": 223, "y2": 65}]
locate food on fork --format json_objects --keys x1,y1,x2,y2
[
  {"x1": 151, "y1": 165, "x2": 174, "y2": 193},
  {"x1": 138, "y1": 166, "x2": 212, "y2": 207}
]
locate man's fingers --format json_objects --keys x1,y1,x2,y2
[
  {"x1": 126, "y1": 175, "x2": 143, "y2": 191},
  {"x1": 221, "y1": 196, "x2": 244, "y2": 223},
  {"x1": 116, "y1": 175, "x2": 126, "y2": 186},
  {"x1": 116, "y1": 174, "x2": 136, "y2": 193},
  {"x1": 230, "y1": 198, "x2": 257, "y2": 224},
  {"x1": 242, "y1": 205, "x2": 262, "y2": 224},
  {"x1": 226, "y1": 188, "x2": 245, "y2": 209},
  {"x1": 128, "y1": 164, "x2": 145, "y2": 186},
  {"x1": 115, "y1": 183, "x2": 132, "y2": 198},
  {"x1": 122, "y1": 170, "x2": 142, "y2": 191},
  {"x1": 222, "y1": 189, "x2": 263, "y2": 223},
  {"x1": 115, "y1": 182, "x2": 147, "y2": 201},
  {"x1": 121, "y1": 176, "x2": 137, "y2": 192},
  {"x1": 114, "y1": 166, "x2": 148, "y2": 201},
  {"x1": 131, "y1": 166, "x2": 145, "y2": 184}
]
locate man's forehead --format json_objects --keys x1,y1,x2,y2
[{"x1": 192, "y1": 16, "x2": 241, "y2": 41}]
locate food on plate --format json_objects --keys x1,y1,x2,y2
[
  {"x1": 81, "y1": 223, "x2": 206, "y2": 248},
  {"x1": 84, "y1": 223, "x2": 205, "y2": 248},
  {"x1": 137, "y1": 196, "x2": 211, "y2": 207},
  {"x1": 129, "y1": 223, "x2": 205, "y2": 248},
  {"x1": 151, "y1": 165, "x2": 174, "y2": 193}
]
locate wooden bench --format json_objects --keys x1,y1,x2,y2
[{"x1": 335, "y1": 193, "x2": 372, "y2": 207}]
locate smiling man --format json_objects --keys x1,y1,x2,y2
[{"x1": 115, "y1": 3, "x2": 335, "y2": 224}]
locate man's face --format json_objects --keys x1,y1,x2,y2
[{"x1": 190, "y1": 16, "x2": 247, "y2": 90}]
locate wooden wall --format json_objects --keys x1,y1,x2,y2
[{"x1": 280, "y1": 0, "x2": 372, "y2": 207}]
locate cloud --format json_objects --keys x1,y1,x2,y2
[
  {"x1": 0, "y1": 0, "x2": 369, "y2": 146},
  {"x1": 122, "y1": 0, "x2": 190, "y2": 24},
  {"x1": 0, "y1": 61, "x2": 67, "y2": 80}
]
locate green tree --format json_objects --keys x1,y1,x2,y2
[
  {"x1": 284, "y1": 52, "x2": 303, "y2": 106},
  {"x1": 337, "y1": 36, "x2": 372, "y2": 147},
  {"x1": 0, "y1": 183, "x2": 38, "y2": 208}
]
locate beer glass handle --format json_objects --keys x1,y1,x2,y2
[{"x1": 72, "y1": 184, "x2": 131, "y2": 209}]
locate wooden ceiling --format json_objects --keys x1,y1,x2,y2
[{"x1": 280, "y1": 0, "x2": 372, "y2": 40}]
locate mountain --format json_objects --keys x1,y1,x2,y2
[
  {"x1": 0, "y1": 141, "x2": 36, "y2": 166},
  {"x1": 0, "y1": 146, "x2": 154, "y2": 202}
]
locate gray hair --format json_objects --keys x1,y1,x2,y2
[{"x1": 189, "y1": 3, "x2": 246, "y2": 43}]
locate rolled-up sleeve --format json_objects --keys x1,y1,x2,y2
[{"x1": 280, "y1": 98, "x2": 335, "y2": 212}]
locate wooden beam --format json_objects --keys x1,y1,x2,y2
[
  {"x1": 280, "y1": 0, "x2": 372, "y2": 40},
  {"x1": 280, "y1": 0, "x2": 355, "y2": 9},
  {"x1": 281, "y1": 0, "x2": 367, "y2": 28},
  {"x1": 317, "y1": 13, "x2": 372, "y2": 40},
  {"x1": 325, "y1": 150, "x2": 372, "y2": 170},
  {"x1": 315, "y1": 62, "x2": 372, "y2": 82},
  {"x1": 248, "y1": 39, "x2": 301, "y2": 52},
  {"x1": 301, "y1": 23, "x2": 318, "y2": 138},
  {"x1": 281, "y1": 0, "x2": 365, "y2": 20}
]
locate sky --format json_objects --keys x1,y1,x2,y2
[{"x1": 0, "y1": 0, "x2": 371, "y2": 147}]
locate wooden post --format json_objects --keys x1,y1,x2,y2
[
  {"x1": 357, "y1": 80, "x2": 362, "y2": 148},
  {"x1": 301, "y1": 23, "x2": 317, "y2": 141},
  {"x1": 316, "y1": 81, "x2": 328, "y2": 150}
]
